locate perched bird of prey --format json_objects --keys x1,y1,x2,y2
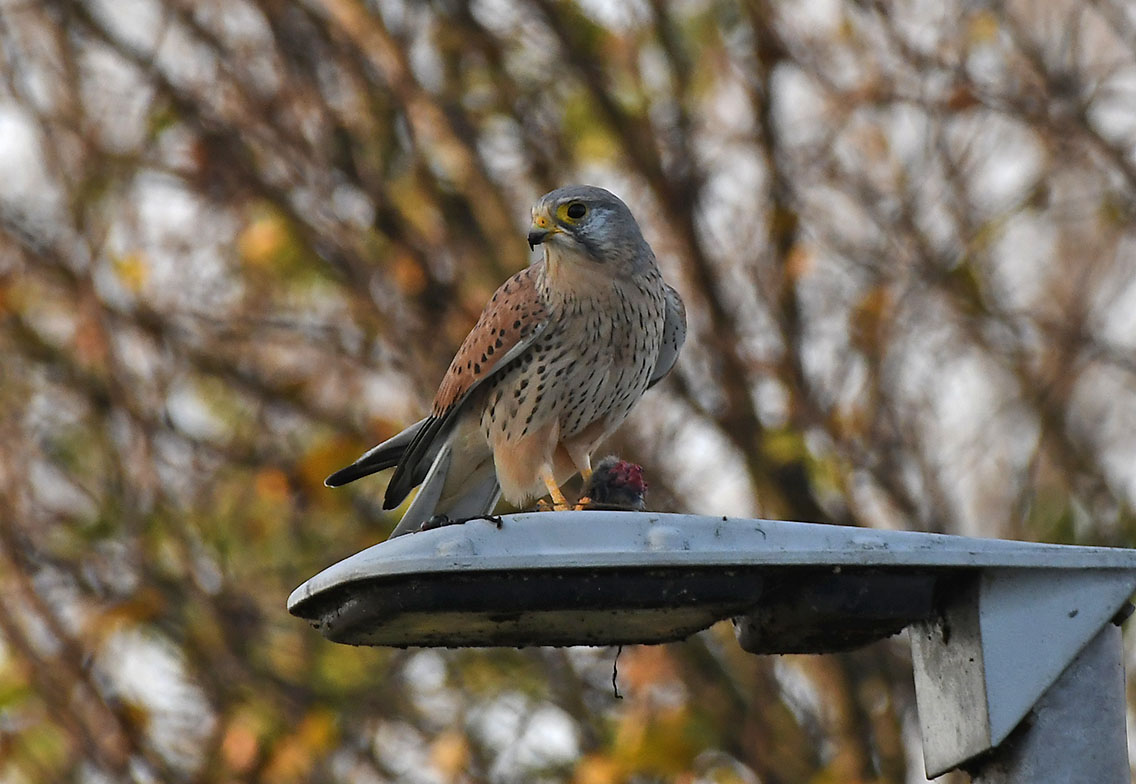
[{"x1": 326, "y1": 185, "x2": 686, "y2": 537}]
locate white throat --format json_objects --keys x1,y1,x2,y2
[{"x1": 540, "y1": 244, "x2": 615, "y2": 297}]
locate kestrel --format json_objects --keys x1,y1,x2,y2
[{"x1": 326, "y1": 185, "x2": 686, "y2": 537}]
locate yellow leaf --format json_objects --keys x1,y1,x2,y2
[
  {"x1": 389, "y1": 181, "x2": 445, "y2": 243},
  {"x1": 263, "y1": 710, "x2": 338, "y2": 783},
  {"x1": 613, "y1": 706, "x2": 705, "y2": 776},
  {"x1": 967, "y1": 10, "x2": 999, "y2": 44},
  {"x1": 112, "y1": 252, "x2": 149, "y2": 292},
  {"x1": 238, "y1": 214, "x2": 290, "y2": 268},
  {"x1": 263, "y1": 737, "x2": 309, "y2": 783},
  {"x1": 297, "y1": 709, "x2": 337, "y2": 750},
  {"x1": 619, "y1": 646, "x2": 678, "y2": 692},
  {"x1": 391, "y1": 250, "x2": 428, "y2": 296},
  {"x1": 297, "y1": 435, "x2": 365, "y2": 498},
  {"x1": 763, "y1": 428, "x2": 807, "y2": 465},
  {"x1": 574, "y1": 754, "x2": 623, "y2": 784},
  {"x1": 221, "y1": 721, "x2": 259, "y2": 773},
  {"x1": 254, "y1": 468, "x2": 291, "y2": 503},
  {"x1": 430, "y1": 730, "x2": 470, "y2": 782}
]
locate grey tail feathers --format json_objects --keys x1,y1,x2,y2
[
  {"x1": 325, "y1": 417, "x2": 500, "y2": 538},
  {"x1": 323, "y1": 418, "x2": 429, "y2": 487},
  {"x1": 388, "y1": 443, "x2": 501, "y2": 538}
]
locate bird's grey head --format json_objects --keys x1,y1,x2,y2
[{"x1": 527, "y1": 185, "x2": 652, "y2": 269}]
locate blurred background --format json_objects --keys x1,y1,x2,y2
[{"x1": 3, "y1": 0, "x2": 1136, "y2": 781}]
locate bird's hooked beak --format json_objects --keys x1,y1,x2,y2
[{"x1": 527, "y1": 211, "x2": 560, "y2": 250}]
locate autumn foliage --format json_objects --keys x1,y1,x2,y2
[{"x1": 2, "y1": 1, "x2": 1135, "y2": 782}]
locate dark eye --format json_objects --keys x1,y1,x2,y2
[{"x1": 566, "y1": 202, "x2": 587, "y2": 220}]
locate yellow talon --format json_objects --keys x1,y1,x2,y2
[{"x1": 542, "y1": 473, "x2": 571, "y2": 511}]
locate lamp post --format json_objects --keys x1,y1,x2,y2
[{"x1": 289, "y1": 512, "x2": 1136, "y2": 782}]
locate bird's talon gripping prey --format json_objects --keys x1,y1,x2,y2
[
  {"x1": 324, "y1": 186, "x2": 686, "y2": 538},
  {"x1": 573, "y1": 496, "x2": 595, "y2": 511}
]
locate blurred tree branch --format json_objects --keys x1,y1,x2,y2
[{"x1": 2, "y1": 0, "x2": 1136, "y2": 781}]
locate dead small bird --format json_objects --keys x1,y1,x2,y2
[{"x1": 574, "y1": 456, "x2": 648, "y2": 512}]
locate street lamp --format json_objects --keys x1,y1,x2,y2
[{"x1": 289, "y1": 512, "x2": 1136, "y2": 782}]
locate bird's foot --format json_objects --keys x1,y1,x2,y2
[{"x1": 540, "y1": 472, "x2": 572, "y2": 510}]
